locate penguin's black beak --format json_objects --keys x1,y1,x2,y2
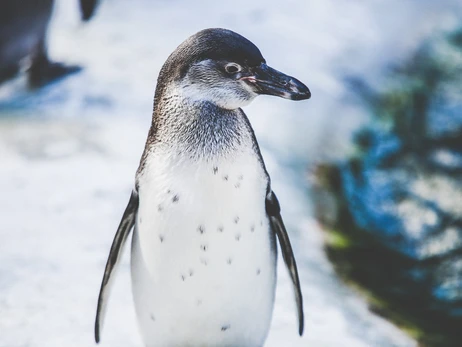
[{"x1": 241, "y1": 63, "x2": 311, "y2": 101}]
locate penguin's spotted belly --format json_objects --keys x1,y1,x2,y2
[{"x1": 131, "y1": 153, "x2": 277, "y2": 347}]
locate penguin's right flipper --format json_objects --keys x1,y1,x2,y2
[
  {"x1": 94, "y1": 190, "x2": 139, "y2": 343},
  {"x1": 79, "y1": 0, "x2": 100, "y2": 21}
]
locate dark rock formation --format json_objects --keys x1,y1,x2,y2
[{"x1": 313, "y1": 28, "x2": 462, "y2": 347}]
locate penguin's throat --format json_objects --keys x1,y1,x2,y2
[{"x1": 152, "y1": 93, "x2": 249, "y2": 159}]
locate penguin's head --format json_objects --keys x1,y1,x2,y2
[{"x1": 156, "y1": 28, "x2": 311, "y2": 110}]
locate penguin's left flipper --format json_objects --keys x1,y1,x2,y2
[
  {"x1": 94, "y1": 190, "x2": 139, "y2": 343},
  {"x1": 79, "y1": 0, "x2": 100, "y2": 21},
  {"x1": 266, "y1": 190, "x2": 304, "y2": 336}
]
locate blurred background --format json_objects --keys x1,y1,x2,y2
[{"x1": 1, "y1": 0, "x2": 461, "y2": 346}]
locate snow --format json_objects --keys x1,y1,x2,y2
[{"x1": 1, "y1": 0, "x2": 460, "y2": 346}]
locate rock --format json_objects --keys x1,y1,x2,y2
[{"x1": 313, "y1": 26, "x2": 462, "y2": 346}]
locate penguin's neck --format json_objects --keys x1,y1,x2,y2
[{"x1": 150, "y1": 87, "x2": 251, "y2": 160}]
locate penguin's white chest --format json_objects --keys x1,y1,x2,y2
[{"x1": 131, "y1": 149, "x2": 277, "y2": 347}]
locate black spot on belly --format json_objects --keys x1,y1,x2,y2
[
  {"x1": 250, "y1": 224, "x2": 255, "y2": 232},
  {"x1": 200, "y1": 257, "x2": 208, "y2": 266},
  {"x1": 198, "y1": 225, "x2": 205, "y2": 234},
  {"x1": 221, "y1": 325, "x2": 230, "y2": 331},
  {"x1": 197, "y1": 299, "x2": 203, "y2": 306},
  {"x1": 235, "y1": 234, "x2": 241, "y2": 241},
  {"x1": 223, "y1": 175, "x2": 229, "y2": 181},
  {"x1": 139, "y1": 217, "x2": 143, "y2": 224},
  {"x1": 257, "y1": 268, "x2": 261, "y2": 275},
  {"x1": 150, "y1": 314, "x2": 155, "y2": 321},
  {"x1": 157, "y1": 204, "x2": 163, "y2": 212},
  {"x1": 213, "y1": 166, "x2": 218, "y2": 174},
  {"x1": 172, "y1": 194, "x2": 179, "y2": 203},
  {"x1": 238, "y1": 174, "x2": 243, "y2": 180},
  {"x1": 218, "y1": 225, "x2": 224, "y2": 233},
  {"x1": 234, "y1": 182, "x2": 241, "y2": 188},
  {"x1": 234, "y1": 216, "x2": 239, "y2": 224},
  {"x1": 200, "y1": 244, "x2": 208, "y2": 252},
  {"x1": 181, "y1": 274, "x2": 186, "y2": 281},
  {"x1": 167, "y1": 189, "x2": 171, "y2": 194},
  {"x1": 227, "y1": 258, "x2": 233, "y2": 265},
  {"x1": 189, "y1": 269, "x2": 194, "y2": 276},
  {"x1": 159, "y1": 235, "x2": 164, "y2": 243}
]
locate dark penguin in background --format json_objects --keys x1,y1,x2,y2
[
  {"x1": 95, "y1": 28, "x2": 310, "y2": 347},
  {"x1": 0, "y1": 0, "x2": 100, "y2": 88}
]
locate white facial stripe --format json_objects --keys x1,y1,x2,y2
[{"x1": 179, "y1": 61, "x2": 258, "y2": 110}]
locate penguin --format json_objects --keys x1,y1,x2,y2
[
  {"x1": 95, "y1": 28, "x2": 310, "y2": 347},
  {"x1": 0, "y1": 0, "x2": 100, "y2": 88}
]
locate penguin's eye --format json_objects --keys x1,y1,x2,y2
[{"x1": 225, "y1": 63, "x2": 242, "y2": 74}]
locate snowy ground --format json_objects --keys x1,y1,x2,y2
[{"x1": 1, "y1": 1, "x2": 461, "y2": 346}]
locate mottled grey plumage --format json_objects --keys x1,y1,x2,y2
[{"x1": 95, "y1": 28, "x2": 310, "y2": 346}]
